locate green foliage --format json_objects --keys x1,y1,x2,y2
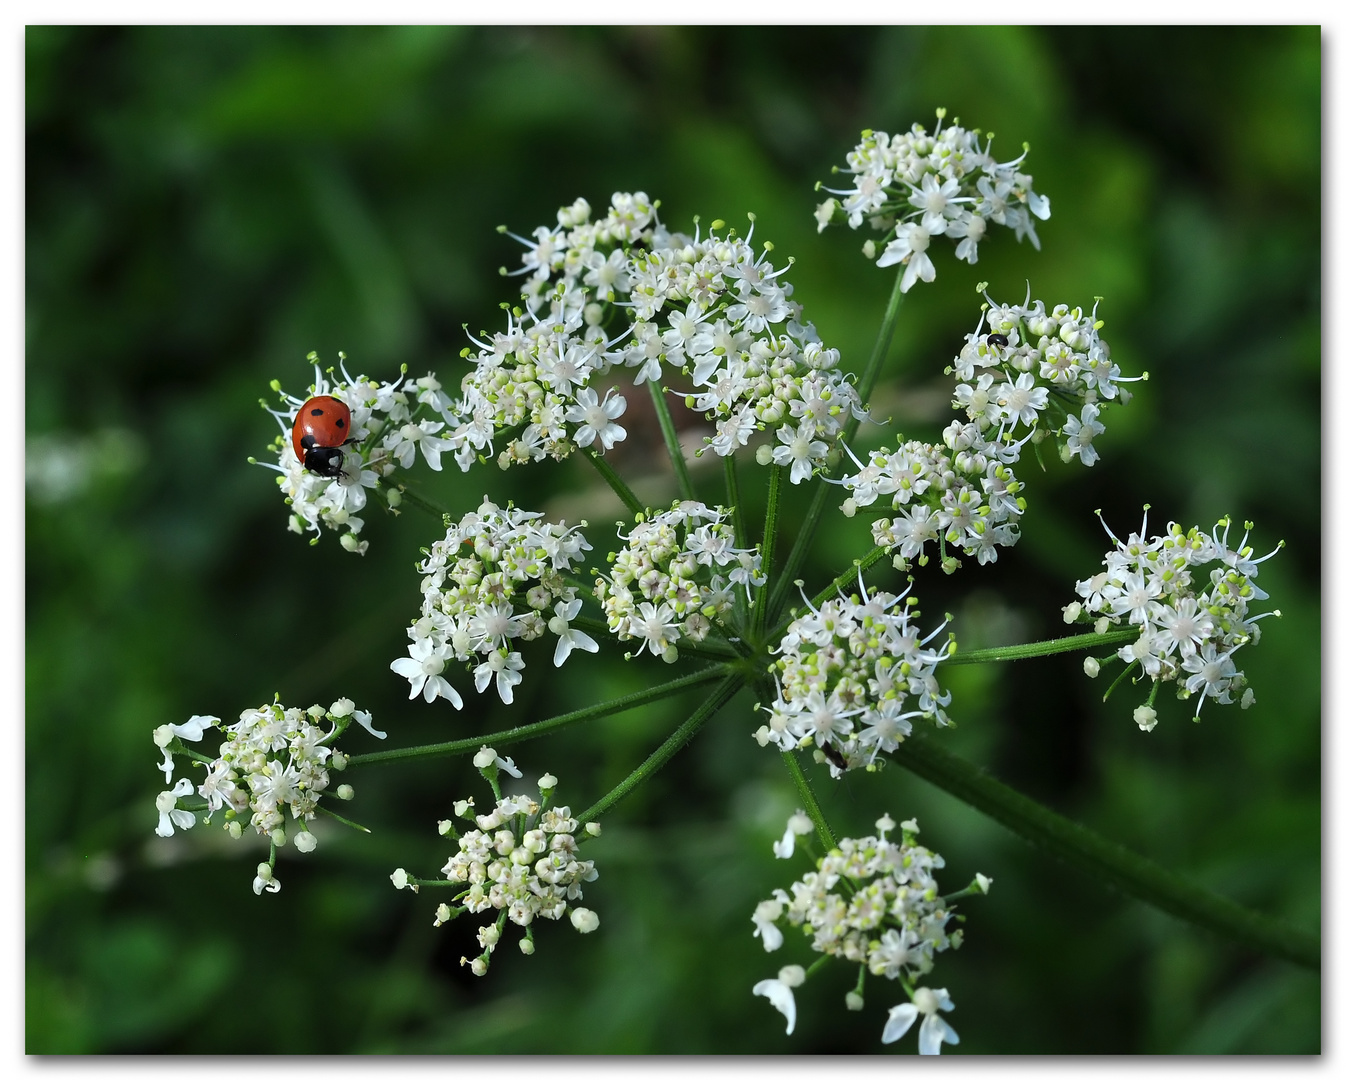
[{"x1": 26, "y1": 25, "x2": 1319, "y2": 1053}]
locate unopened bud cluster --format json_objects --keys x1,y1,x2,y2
[
  {"x1": 406, "y1": 749, "x2": 600, "y2": 977},
  {"x1": 391, "y1": 498, "x2": 594, "y2": 707},
  {"x1": 757, "y1": 580, "x2": 954, "y2": 774},
  {"x1": 594, "y1": 502, "x2": 764, "y2": 662},
  {"x1": 1070, "y1": 512, "x2": 1282, "y2": 725},
  {"x1": 152, "y1": 698, "x2": 377, "y2": 893},
  {"x1": 260, "y1": 357, "x2": 457, "y2": 553},
  {"x1": 815, "y1": 112, "x2": 1051, "y2": 292}
]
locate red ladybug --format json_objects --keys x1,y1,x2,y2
[{"x1": 291, "y1": 396, "x2": 353, "y2": 478}]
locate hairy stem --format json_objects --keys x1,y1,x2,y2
[
  {"x1": 648, "y1": 379, "x2": 696, "y2": 503},
  {"x1": 724, "y1": 452, "x2": 748, "y2": 552},
  {"x1": 346, "y1": 665, "x2": 731, "y2": 768},
  {"x1": 383, "y1": 483, "x2": 449, "y2": 521},
  {"x1": 894, "y1": 734, "x2": 1320, "y2": 971},
  {"x1": 781, "y1": 750, "x2": 838, "y2": 851},
  {"x1": 751, "y1": 464, "x2": 783, "y2": 641},
  {"x1": 943, "y1": 627, "x2": 1141, "y2": 667},
  {"x1": 575, "y1": 673, "x2": 745, "y2": 826},
  {"x1": 583, "y1": 445, "x2": 644, "y2": 517}
]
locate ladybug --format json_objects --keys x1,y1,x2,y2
[{"x1": 291, "y1": 395, "x2": 354, "y2": 478}]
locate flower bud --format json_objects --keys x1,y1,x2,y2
[{"x1": 570, "y1": 907, "x2": 600, "y2": 933}]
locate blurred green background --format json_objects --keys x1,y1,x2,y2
[{"x1": 25, "y1": 26, "x2": 1320, "y2": 1054}]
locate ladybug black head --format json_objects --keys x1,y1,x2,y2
[{"x1": 304, "y1": 446, "x2": 347, "y2": 479}]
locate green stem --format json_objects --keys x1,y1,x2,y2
[
  {"x1": 648, "y1": 380, "x2": 696, "y2": 503},
  {"x1": 582, "y1": 445, "x2": 643, "y2": 518},
  {"x1": 315, "y1": 804, "x2": 373, "y2": 833},
  {"x1": 751, "y1": 464, "x2": 783, "y2": 641},
  {"x1": 780, "y1": 750, "x2": 837, "y2": 850},
  {"x1": 768, "y1": 544, "x2": 890, "y2": 644},
  {"x1": 767, "y1": 481, "x2": 831, "y2": 624},
  {"x1": 575, "y1": 673, "x2": 745, "y2": 826},
  {"x1": 391, "y1": 483, "x2": 451, "y2": 521},
  {"x1": 724, "y1": 453, "x2": 748, "y2": 551},
  {"x1": 944, "y1": 627, "x2": 1140, "y2": 667},
  {"x1": 848, "y1": 273, "x2": 905, "y2": 442},
  {"x1": 894, "y1": 733, "x2": 1320, "y2": 971},
  {"x1": 346, "y1": 665, "x2": 730, "y2": 768},
  {"x1": 767, "y1": 276, "x2": 905, "y2": 625}
]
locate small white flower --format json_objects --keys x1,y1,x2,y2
[
  {"x1": 882, "y1": 986, "x2": 959, "y2": 1054},
  {"x1": 570, "y1": 907, "x2": 600, "y2": 933},
  {"x1": 154, "y1": 778, "x2": 196, "y2": 837},
  {"x1": 752, "y1": 899, "x2": 785, "y2": 952},
  {"x1": 566, "y1": 386, "x2": 628, "y2": 451},
  {"x1": 1133, "y1": 705, "x2": 1158, "y2": 732},
  {"x1": 548, "y1": 598, "x2": 600, "y2": 666},
  {"x1": 390, "y1": 638, "x2": 463, "y2": 708},
  {"x1": 253, "y1": 862, "x2": 281, "y2": 896},
  {"x1": 753, "y1": 965, "x2": 806, "y2": 1036}
]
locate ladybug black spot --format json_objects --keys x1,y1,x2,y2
[
  {"x1": 309, "y1": 407, "x2": 325, "y2": 416},
  {"x1": 335, "y1": 418, "x2": 346, "y2": 429},
  {"x1": 300, "y1": 434, "x2": 318, "y2": 451}
]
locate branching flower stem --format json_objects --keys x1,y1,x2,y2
[
  {"x1": 893, "y1": 733, "x2": 1320, "y2": 972},
  {"x1": 648, "y1": 380, "x2": 697, "y2": 503},
  {"x1": 768, "y1": 276, "x2": 905, "y2": 624},
  {"x1": 767, "y1": 544, "x2": 890, "y2": 645},
  {"x1": 576, "y1": 673, "x2": 746, "y2": 827},
  {"x1": 583, "y1": 445, "x2": 644, "y2": 517},
  {"x1": 346, "y1": 665, "x2": 731, "y2": 768}
]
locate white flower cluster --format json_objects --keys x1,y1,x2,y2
[
  {"x1": 152, "y1": 698, "x2": 380, "y2": 893},
  {"x1": 956, "y1": 286, "x2": 1136, "y2": 464},
  {"x1": 441, "y1": 193, "x2": 868, "y2": 484},
  {"x1": 391, "y1": 498, "x2": 595, "y2": 707},
  {"x1": 816, "y1": 110, "x2": 1051, "y2": 292},
  {"x1": 838, "y1": 286, "x2": 1136, "y2": 573},
  {"x1": 593, "y1": 501, "x2": 764, "y2": 662},
  {"x1": 261, "y1": 356, "x2": 457, "y2": 554},
  {"x1": 393, "y1": 747, "x2": 601, "y2": 977},
  {"x1": 755, "y1": 578, "x2": 954, "y2": 775},
  {"x1": 752, "y1": 813, "x2": 985, "y2": 1054},
  {"x1": 1069, "y1": 511, "x2": 1282, "y2": 728}
]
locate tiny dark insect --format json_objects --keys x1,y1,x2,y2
[
  {"x1": 818, "y1": 740, "x2": 848, "y2": 770},
  {"x1": 986, "y1": 333, "x2": 1009, "y2": 348}
]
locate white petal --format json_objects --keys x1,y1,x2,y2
[
  {"x1": 553, "y1": 635, "x2": 574, "y2": 668},
  {"x1": 569, "y1": 629, "x2": 599, "y2": 654},
  {"x1": 882, "y1": 1003, "x2": 918, "y2": 1044},
  {"x1": 752, "y1": 978, "x2": 797, "y2": 1036},
  {"x1": 918, "y1": 1014, "x2": 957, "y2": 1055},
  {"x1": 353, "y1": 709, "x2": 388, "y2": 740}
]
